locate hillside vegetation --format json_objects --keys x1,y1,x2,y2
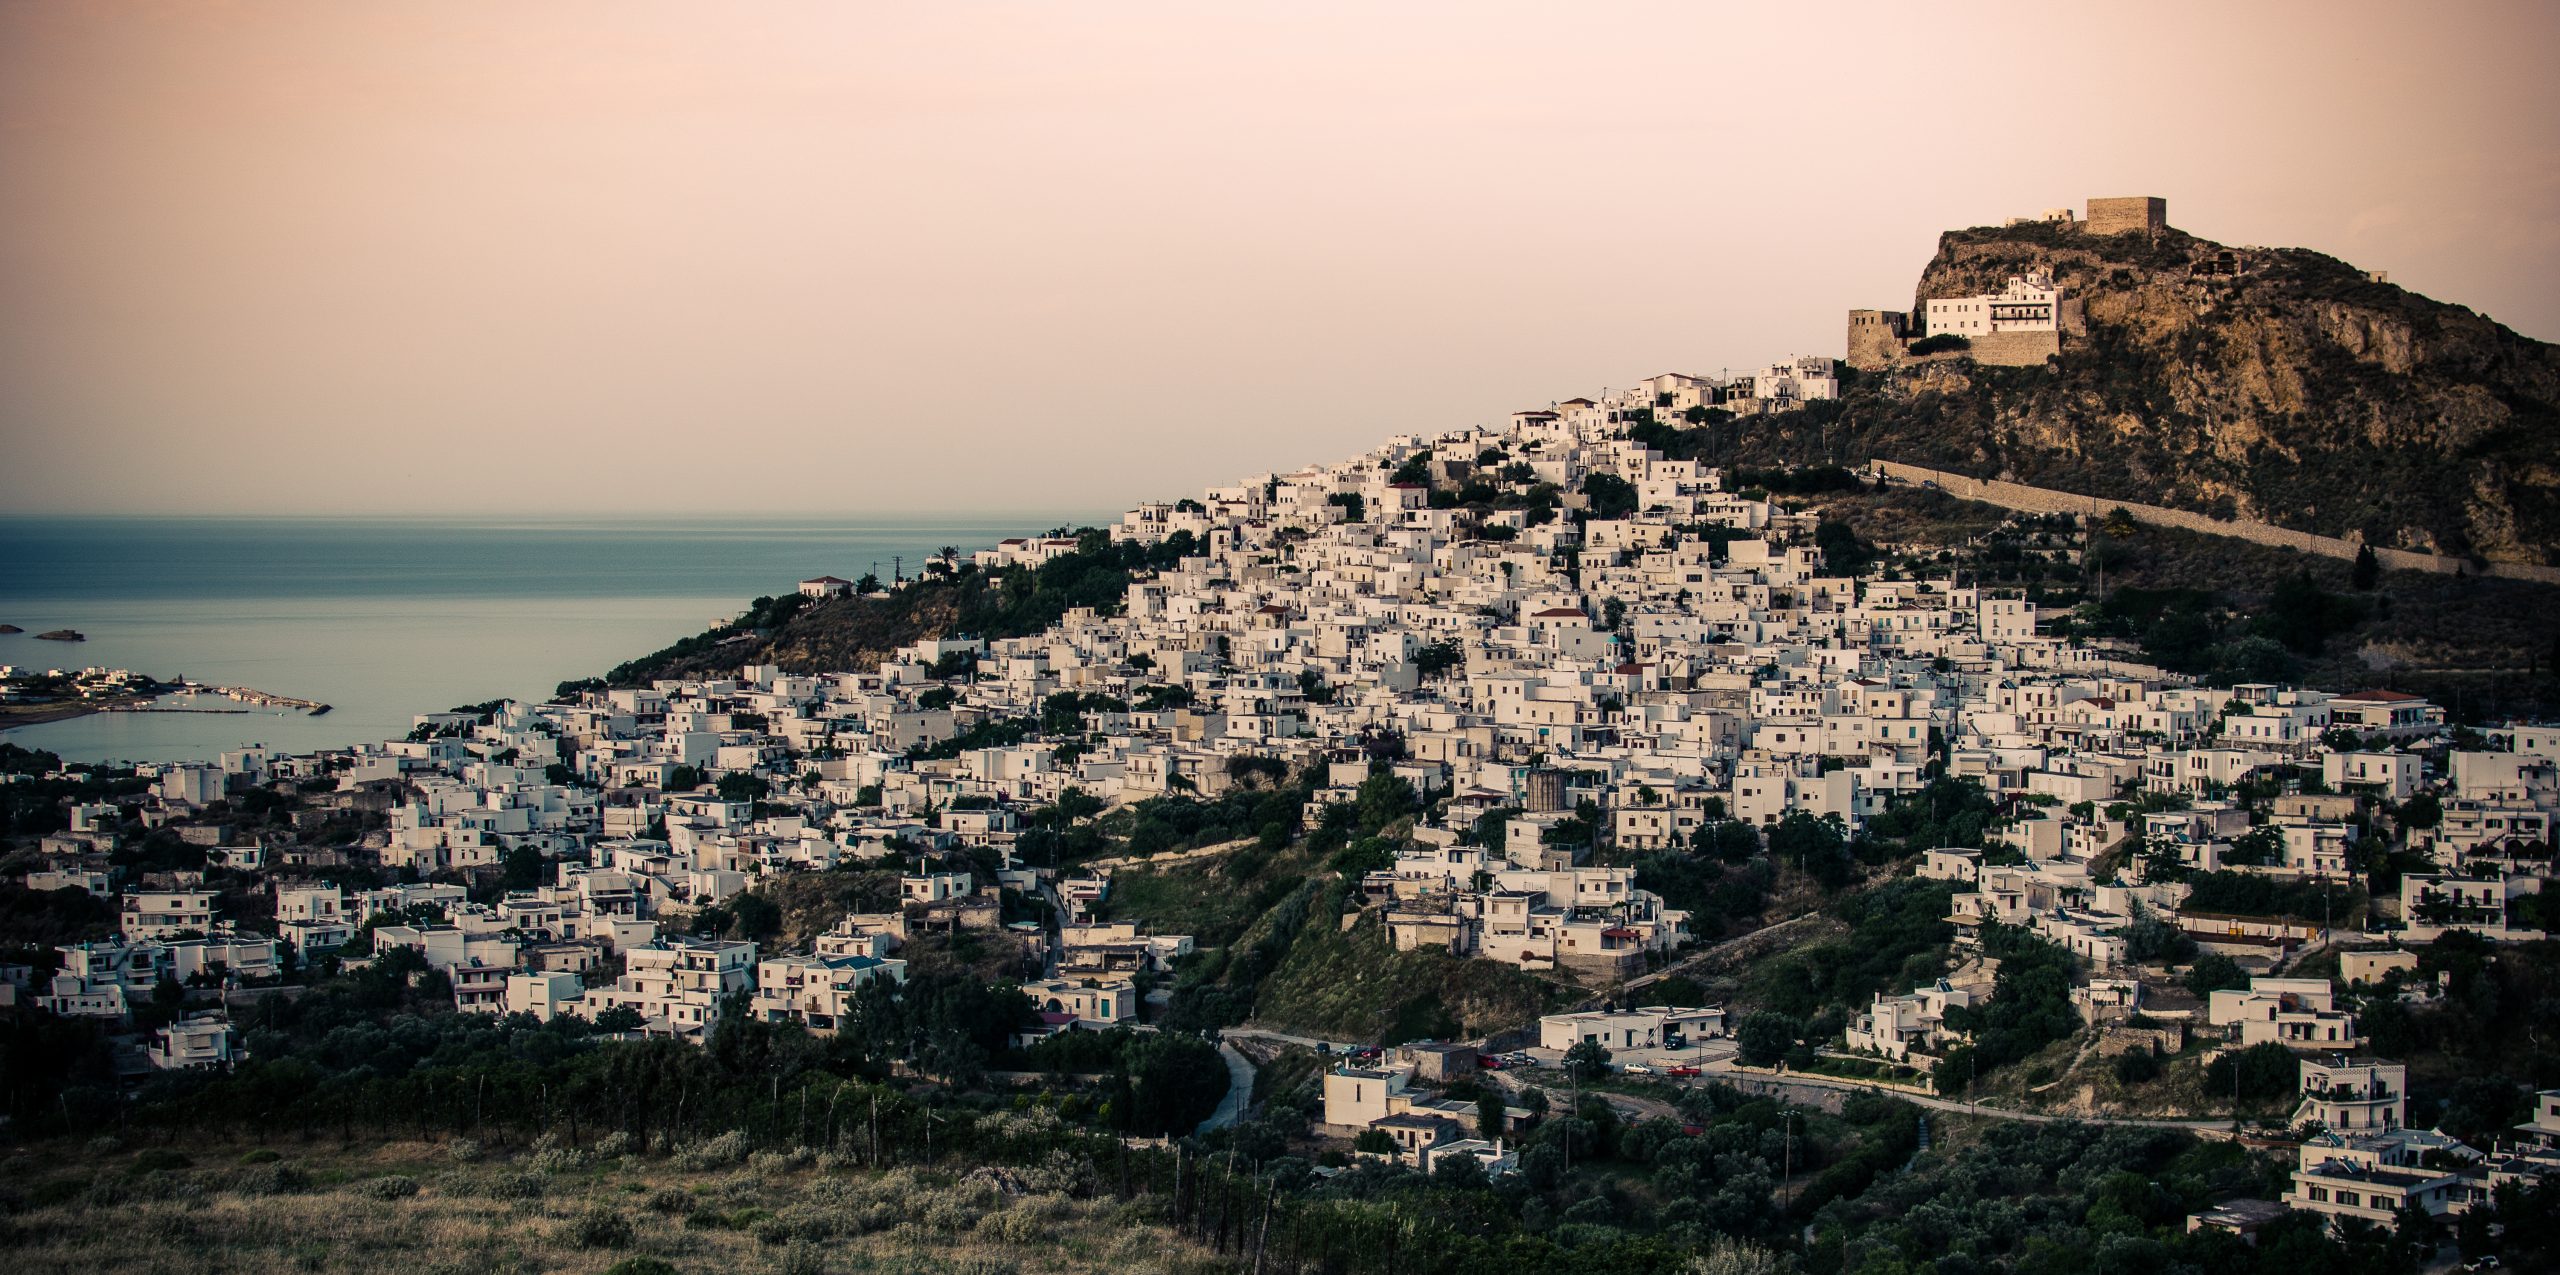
[
  {"x1": 577, "y1": 530, "x2": 1203, "y2": 689},
  {"x1": 1246, "y1": 888, "x2": 1566, "y2": 1044},
  {"x1": 1807, "y1": 483, "x2": 2560, "y2": 719}
]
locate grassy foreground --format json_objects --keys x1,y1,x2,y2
[{"x1": 0, "y1": 1133, "x2": 1218, "y2": 1275}]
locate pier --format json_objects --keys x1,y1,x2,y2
[{"x1": 177, "y1": 682, "x2": 332, "y2": 714}]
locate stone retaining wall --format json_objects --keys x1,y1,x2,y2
[{"x1": 1866, "y1": 459, "x2": 2560, "y2": 585}]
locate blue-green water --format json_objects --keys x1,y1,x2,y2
[{"x1": 0, "y1": 515, "x2": 1093, "y2": 763}]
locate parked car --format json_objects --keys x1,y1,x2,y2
[
  {"x1": 1622, "y1": 1063, "x2": 1654, "y2": 1075},
  {"x1": 1666, "y1": 1065, "x2": 1701, "y2": 1078},
  {"x1": 1477, "y1": 1055, "x2": 1504, "y2": 1070}
]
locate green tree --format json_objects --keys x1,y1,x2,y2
[
  {"x1": 1814, "y1": 520, "x2": 1874, "y2": 575},
  {"x1": 2204, "y1": 1041, "x2": 2299, "y2": 1108},
  {"x1": 1768, "y1": 811, "x2": 1853, "y2": 888},
  {"x1": 1698, "y1": 819, "x2": 1761, "y2": 863},
  {"x1": 714, "y1": 773, "x2": 770, "y2": 803},
  {"x1": 1563, "y1": 1038, "x2": 1612, "y2": 1081},
  {"x1": 1581, "y1": 472, "x2": 1640, "y2": 520},
  {"x1": 2351, "y1": 544, "x2": 2380, "y2": 590},
  {"x1": 1353, "y1": 770, "x2": 1418, "y2": 833},
  {"x1": 1735, "y1": 1011, "x2": 1798, "y2": 1067},
  {"x1": 2185, "y1": 952, "x2": 2246, "y2": 996}
]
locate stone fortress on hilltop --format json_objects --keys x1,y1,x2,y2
[{"x1": 1845, "y1": 195, "x2": 2167, "y2": 370}]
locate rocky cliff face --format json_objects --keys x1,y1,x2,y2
[{"x1": 1806, "y1": 222, "x2": 2560, "y2": 564}]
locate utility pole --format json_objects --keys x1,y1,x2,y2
[
  {"x1": 2233, "y1": 1048, "x2": 2244, "y2": 1131},
  {"x1": 1781, "y1": 1107, "x2": 1799, "y2": 1213}
]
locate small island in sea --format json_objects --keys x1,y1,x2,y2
[{"x1": 34, "y1": 629, "x2": 84, "y2": 642}]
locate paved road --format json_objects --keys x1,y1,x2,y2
[
  {"x1": 1707, "y1": 1068, "x2": 2237, "y2": 1130},
  {"x1": 1230, "y1": 1026, "x2": 2230, "y2": 1133},
  {"x1": 1195, "y1": 1042, "x2": 1258, "y2": 1135},
  {"x1": 1227, "y1": 1026, "x2": 1355, "y2": 1052},
  {"x1": 1482, "y1": 1068, "x2": 1682, "y2": 1125}
]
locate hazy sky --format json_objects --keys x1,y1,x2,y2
[{"x1": 4, "y1": 1, "x2": 2556, "y2": 517}]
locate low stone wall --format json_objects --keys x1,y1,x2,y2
[{"x1": 1867, "y1": 459, "x2": 2560, "y2": 585}]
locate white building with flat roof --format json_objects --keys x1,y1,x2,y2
[
  {"x1": 1536, "y1": 1005, "x2": 1725, "y2": 1054},
  {"x1": 1925, "y1": 274, "x2": 2062, "y2": 337},
  {"x1": 584, "y1": 937, "x2": 756, "y2": 1034}
]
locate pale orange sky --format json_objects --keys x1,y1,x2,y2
[{"x1": 3, "y1": 1, "x2": 2556, "y2": 516}]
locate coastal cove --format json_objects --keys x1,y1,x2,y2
[{"x1": 0, "y1": 514, "x2": 1093, "y2": 764}]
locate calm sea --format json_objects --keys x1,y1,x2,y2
[{"x1": 0, "y1": 514, "x2": 1094, "y2": 764}]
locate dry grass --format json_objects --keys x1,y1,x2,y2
[{"x1": 0, "y1": 1136, "x2": 1225, "y2": 1275}]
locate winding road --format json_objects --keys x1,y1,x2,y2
[{"x1": 1195, "y1": 1042, "x2": 1258, "y2": 1135}]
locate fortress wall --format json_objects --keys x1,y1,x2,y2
[
  {"x1": 1967, "y1": 331, "x2": 2062, "y2": 366},
  {"x1": 2086, "y1": 196, "x2": 2167, "y2": 236}
]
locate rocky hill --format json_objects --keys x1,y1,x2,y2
[{"x1": 1770, "y1": 220, "x2": 2560, "y2": 565}]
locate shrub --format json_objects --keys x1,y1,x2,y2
[
  {"x1": 236, "y1": 1163, "x2": 311, "y2": 1196},
  {"x1": 747, "y1": 1148, "x2": 810, "y2": 1176},
  {"x1": 570, "y1": 1206, "x2": 636, "y2": 1250},
  {"x1": 917, "y1": 1186, "x2": 989, "y2": 1233},
  {"x1": 2110, "y1": 1049, "x2": 2161, "y2": 1085},
  {"x1": 236, "y1": 1148, "x2": 282, "y2": 1166},
  {"x1": 776, "y1": 1240, "x2": 828, "y2": 1275},
  {"x1": 648, "y1": 1186, "x2": 695, "y2": 1214},
  {"x1": 445, "y1": 1138, "x2": 483, "y2": 1164},
  {"x1": 673, "y1": 1130, "x2": 750, "y2": 1171},
  {"x1": 529, "y1": 1138, "x2": 591, "y2": 1174},
  {"x1": 483, "y1": 1170, "x2": 547, "y2": 1200},
  {"x1": 603, "y1": 1261, "x2": 681, "y2": 1275},
  {"x1": 977, "y1": 1206, "x2": 1050, "y2": 1245},
  {"x1": 1908, "y1": 333, "x2": 1973, "y2": 356},
  {"x1": 127, "y1": 1148, "x2": 193, "y2": 1174},
  {"x1": 355, "y1": 1175, "x2": 421, "y2": 1201}
]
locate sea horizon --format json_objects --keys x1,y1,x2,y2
[{"x1": 0, "y1": 510, "x2": 1108, "y2": 764}]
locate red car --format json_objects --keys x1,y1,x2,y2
[
  {"x1": 1477, "y1": 1055, "x2": 1504, "y2": 1070},
  {"x1": 1666, "y1": 1065, "x2": 1701, "y2": 1078}
]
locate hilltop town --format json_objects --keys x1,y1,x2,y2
[{"x1": 6, "y1": 197, "x2": 2558, "y2": 1271}]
